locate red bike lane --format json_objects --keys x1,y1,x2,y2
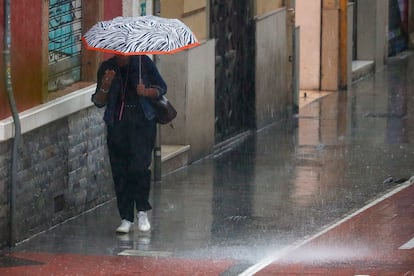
[
  {"x1": 0, "y1": 252, "x2": 236, "y2": 275},
  {"x1": 254, "y1": 181, "x2": 414, "y2": 275}
]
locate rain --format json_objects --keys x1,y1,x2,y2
[
  {"x1": 1, "y1": 51, "x2": 413, "y2": 275},
  {"x1": 1, "y1": 0, "x2": 414, "y2": 275}
]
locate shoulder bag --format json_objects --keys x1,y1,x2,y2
[{"x1": 152, "y1": 95, "x2": 177, "y2": 125}]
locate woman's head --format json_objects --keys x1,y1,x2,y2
[{"x1": 115, "y1": 55, "x2": 130, "y2": 67}]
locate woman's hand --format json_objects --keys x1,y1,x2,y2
[
  {"x1": 137, "y1": 80, "x2": 146, "y2": 96},
  {"x1": 94, "y1": 69, "x2": 115, "y2": 104},
  {"x1": 137, "y1": 80, "x2": 159, "y2": 98}
]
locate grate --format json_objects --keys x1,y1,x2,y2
[{"x1": 48, "y1": 0, "x2": 82, "y2": 91}]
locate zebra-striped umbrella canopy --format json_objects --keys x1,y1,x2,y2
[{"x1": 82, "y1": 15, "x2": 199, "y2": 55}]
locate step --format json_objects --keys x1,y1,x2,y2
[
  {"x1": 352, "y1": 60, "x2": 374, "y2": 82},
  {"x1": 160, "y1": 144, "x2": 190, "y2": 175}
]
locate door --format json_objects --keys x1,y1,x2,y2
[{"x1": 210, "y1": 0, "x2": 256, "y2": 143}]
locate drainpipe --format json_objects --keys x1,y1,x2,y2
[{"x1": 4, "y1": 0, "x2": 21, "y2": 247}]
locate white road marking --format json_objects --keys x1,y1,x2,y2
[
  {"x1": 118, "y1": 249, "x2": 172, "y2": 257},
  {"x1": 399, "y1": 237, "x2": 414, "y2": 250},
  {"x1": 239, "y1": 178, "x2": 414, "y2": 276}
]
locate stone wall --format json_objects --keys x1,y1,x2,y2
[{"x1": 0, "y1": 107, "x2": 113, "y2": 246}]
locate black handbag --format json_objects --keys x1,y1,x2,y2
[{"x1": 152, "y1": 95, "x2": 177, "y2": 125}]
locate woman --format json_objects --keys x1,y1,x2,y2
[{"x1": 92, "y1": 55, "x2": 167, "y2": 233}]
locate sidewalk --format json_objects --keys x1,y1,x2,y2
[{"x1": 1, "y1": 51, "x2": 414, "y2": 275}]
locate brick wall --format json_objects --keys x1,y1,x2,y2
[{"x1": 0, "y1": 107, "x2": 113, "y2": 246}]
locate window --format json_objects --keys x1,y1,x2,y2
[{"x1": 48, "y1": 0, "x2": 82, "y2": 92}]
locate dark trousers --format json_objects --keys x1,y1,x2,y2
[{"x1": 107, "y1": 107, "x2": 156, "y2": 222}]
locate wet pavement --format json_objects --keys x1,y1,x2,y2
[{"x1": 1, "y1": 51, "x2": 414, "y2": 275}]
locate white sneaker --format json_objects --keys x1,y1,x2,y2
[
  {"x1": 116, "y1": 219, "x2": 133, "y2": 233},
  {"x1": 137, "y1": 211, "x2": 151, "y2": 232}
]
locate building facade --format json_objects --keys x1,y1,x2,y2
[
  {"x1": 3, "y1": 0, "x2": 410, "y2": 248},
  {"x1": 0, "y1": 0, "x2": 293, "y2": 248},
  {"x1": 296, "y1": 0, "x2": 414, "y2": 91}
]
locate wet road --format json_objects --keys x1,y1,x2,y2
[{"x1": 1, "y1": 51, "x2": 414, "y2": 275}]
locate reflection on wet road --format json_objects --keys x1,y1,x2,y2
[{"x1": 148, "y1": 53, "x2": 414, "y2": 265}]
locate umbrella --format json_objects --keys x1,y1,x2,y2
[
  {"x1": 82, "y1": 15, "x2": 199, "y2": 181},
  {"x1": 82, "y1": 15, "x2": 200, "y2": 56},
  {"x1": 82, "y1": 15, "x2": 200, "y2": 80}
]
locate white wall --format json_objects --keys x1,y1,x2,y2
[
  {"x1": 157, "y1": 40, "x2": 216, "y2": 162},
  {"x1": 255, "y1": 9, "x2": 289, "y2": 128},
  {"x1": 296, "y1": 0, "x2": 322, "y2": 90}
]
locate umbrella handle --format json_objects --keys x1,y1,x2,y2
[{"x1": 139, "y1": 55, "x2": 142, "y2": 82}]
